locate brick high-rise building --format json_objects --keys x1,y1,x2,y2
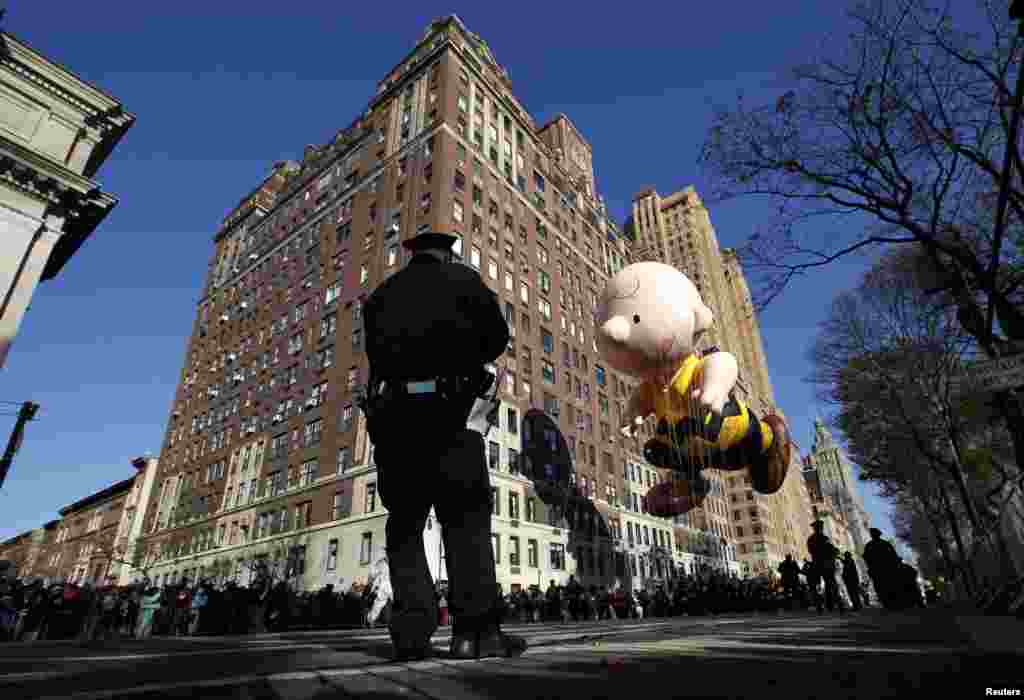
[
  {"x1": 624, "y1": 186, "x2": 812, "y2": 577},
  {"x1": 136, "y1": 15, "x2": 711, "y2": 593}
]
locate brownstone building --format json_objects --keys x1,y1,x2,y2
[{"x1": 0, "y1": 456, "x2": 159, "y2": 585}]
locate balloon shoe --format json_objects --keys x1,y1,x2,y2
[
  {"x1": 645, "y1": 474, "x2": 710, "y2": 518},
  {"x1": 749, "y1": 414, "x2": 791, "y2": 494}
]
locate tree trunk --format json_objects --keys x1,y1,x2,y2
[{"x1": 937, "y1": 478, "x2": 979, "y2": 594}]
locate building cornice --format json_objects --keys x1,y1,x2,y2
[
  {"x1": 58, "y1": 477, "x2": 135, "y2": 517},
  {"x1": 0, "y1": 33, "x2": 134, "y2": 129}
]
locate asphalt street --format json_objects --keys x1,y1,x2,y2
[{"x1": 0, "y1": 610, "x2": 1020, "y2": 699}]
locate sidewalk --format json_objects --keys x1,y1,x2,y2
[{"x1": 852, "y1": 607, "x2": 1023, "y2": 655}]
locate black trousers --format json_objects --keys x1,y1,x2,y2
[
  {"x1": 375, "y1": 426, "x2": 496, "y2": 650},
  {"x1": 843, "y1": 577, "x2": 862, "y2": 610}
]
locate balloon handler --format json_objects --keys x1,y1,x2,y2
[{"x1": 596, "y1": 261, "x2": 792, "y2": 516}]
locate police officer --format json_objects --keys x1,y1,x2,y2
[
  {"x1": 360, "y1": 231, "x2": 526, "y2": 662},
  {"x1": 807, "y1": 520, "x2": 844, "y2": 614}
]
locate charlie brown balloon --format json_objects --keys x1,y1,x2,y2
[{"x1": 596, "y1": 261, "x2": 792, "y2": 513}]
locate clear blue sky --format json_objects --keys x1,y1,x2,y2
[{"x1": 0, "y1": 2, "x2": 904, "y2": 555}]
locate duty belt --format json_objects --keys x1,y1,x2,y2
[{"x1": 378, "y1": 374, "x2": 475, "y2": 399}]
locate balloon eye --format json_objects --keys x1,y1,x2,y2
[{"x1": 633, "y1": 314, "x2": 641, "y2": 324}]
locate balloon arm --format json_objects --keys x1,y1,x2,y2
[
  {"x1": 620, "y1": 387, "x2": 652, "y2": 436},
  {"x1": 694, "y1": 351, "x2": 738, "y2": 415}
]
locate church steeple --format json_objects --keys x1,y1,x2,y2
[{"x1": 812, "y1": 417, "x2": 834, "y2": 452}]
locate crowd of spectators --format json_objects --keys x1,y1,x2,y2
[
  {"x1": 0, "y1": 574, "x2": 394, "y2": 642},
  {"x1": 493, "y1": 568, "x2": 869, "y2": 624},
  {"x1": 1, "y1": 560, "x2": 931, "y2": 643}
]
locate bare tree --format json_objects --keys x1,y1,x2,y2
[
  {"x1": 809, "y1": 247, "x2": 1021, "y2": 582},
  {"x1": 701, "y1": 0, "x2": 1024, "y2": 458}
]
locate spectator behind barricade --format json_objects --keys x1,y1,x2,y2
[
  {"x1": 137, "y1": 585, "x2": 161, "y2": 639},
  {"x1": 189, "y1": 581, "x2": 210, "y2": 636}
]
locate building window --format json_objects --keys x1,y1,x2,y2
[
  {"x1": 541, "y1": 359, "x2": 555, "y2": 384},
  {"x1": 386, "y1": 245, "x2": 399, "y2": 267},
  {"x1": 541, "y1": 330, "x2": 553, "y2": 354},
  {"x1": 508, "y1": 448, "x2": 519, "y2": 474},
  {"x1": 508, "y1": 492, "x2": 520, "y2": 520},
  {"x1": 492, "y1": 533, "x2": 500, "y2": 564},
  {"x1": 365, "y1": 483, "x2": 377, "y2": 513},
  {"x1": 488, "y1": 441, "x2": 500, "y2": 470},
  {"x1": 509, "y1": 536, "x2": 521, "y2": 566},
  {"x1": 538, "y1": 270, "x2": 551, "y2": 294},
  {"x1": 301, "y1": 459, "x2": 317, "y2": 486},
  {"x1": 538, "y1": 297, "x2": 551, "y2": 321},
  {"x1": 341, "y1": 405, "x2": 353, "y2": 431},
  {"x1": 550, "y1": 543, "x2": 565, "y2": 570},
  {"x1": 337, "y1": 446, "x2": 351, "y2": 473},
  {"x1": 327, "y1": 539, "x2": 338, "y2": 571},
  {"x1": 325, "y1": 282, "x2": 340, "y2": 306},
  {"x1": 305, "y1": 419, "x2": 322, "y2": 447},
  {"x1": 527, "y1": 539, "x2": 539, "y2": 567},
  {"x1": 319, "y1": 313, "x2": 337, "y2": 340},
  {"x1": 488, "y1": 258, "x2": 499, "y2": 280},
  {"x1": 491, "y1": 486, "x2": 500, "y2": 515},
  {"x1": 360, "y1": 532, "x2": 373, "y2": 564},
  {"x1": 506, "y1": 407, "x2": 518, "y2": 434},
  {"x1": 332, "y1": 491, "x2": 346, "y2": 520}
]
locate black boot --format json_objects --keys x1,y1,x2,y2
[{"x1": 450, "y1": 626, "x2": 527, "y2": 659}]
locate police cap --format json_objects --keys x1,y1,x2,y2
[{"x1": 402, "y1": 231, "x2": 458, "y2": 254}]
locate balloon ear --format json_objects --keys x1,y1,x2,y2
[{"x1": 694, "y1": 304, "x2": 713, "y2": 334}]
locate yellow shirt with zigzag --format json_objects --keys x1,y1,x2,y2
[{"x1": 639, "y1": 354, "x2": 774, "y2": 457}]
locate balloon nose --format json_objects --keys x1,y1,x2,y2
[{"x1": 601, "y1": 316, "x2": 631, "y2": 344}]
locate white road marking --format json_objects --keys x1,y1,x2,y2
[
  {"x1": 14, "y1": 624, "x2": 968, "y2": 700},
  {"x1": 0, "y1": 622, "x2": 678, "y2": 683},
  {"x1": 0, "y1": 621, "x2": 680, "y2": 667},
  {"x1": 0, "y1": 642, "x2": 333, "y2": 667},
  {"x1": 21, "y1": 633, "x2": 964, "y2": 700}
]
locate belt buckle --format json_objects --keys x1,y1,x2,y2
[{"x1": 407, "y1": 380, "x2": 437, "y2": 395}]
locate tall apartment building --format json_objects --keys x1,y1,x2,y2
[
  {"x1": 135, "y1": 15, "x2": 726, "y2": 594},
  {"x1": 625, "y1": 186, "x2": 812, "y2": 577}
]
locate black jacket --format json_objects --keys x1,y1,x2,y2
[{"x1": 363, "y1": 256, "x2": 509, "y2": 381}]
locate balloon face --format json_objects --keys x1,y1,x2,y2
[
  {"x1": 519, "y1": 409, "x2": 574, "y2": 506},
  {"x1": 595, "y1": 262, "x2": 713, "y2": 379}
]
